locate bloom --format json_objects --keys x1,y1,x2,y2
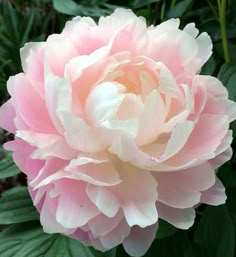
[{"x1": 0, "y1": 8, "x2": 236, "y2": 256}]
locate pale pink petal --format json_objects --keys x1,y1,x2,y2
[
  {"x1": 200, "y1": 177, "x2": 227, "y2": 205},
  {"x1": 0, "y1": 99, "x2": 16, "y2": 133},
  {"x1": 136, "y1": 90, "x2": 165, "y2": 146},
  {"x1": 88, "y1": 210, "x2": 124, "y2": 237},
  {"x1": 122, "y1": 224, "x2": 158, "y2": 257},
  {"x1": 168, "y1": 114, "x2": 229, "y2": 166},
  {"x1": 7, "y1": 74, "x2": 55, "y2": 133},
  {"x1": 85, "y1": 81, "x2": 125, "y2": 125},
  {"x1": 30, "y1": 158, "x2": 68, "y2": 188},
  {"x1": 58, "y1": 112, "x2": 107, "y2": 152},
  {"x1": 88, "y1": 164, "x2": 158, "y2": 228},
  {"x1": 158, "y1": 62, "x2": 183, "y2": 100},
  {"x1": 44, "y1": 34, "x2": 78, "y2": 77},
  {"x1": 100, "y1": 218, "x2": 130, "y2": 249},
  {"x1": 44, "y1": 74, "x2": 65, "y2": 134},
  {"x1": 16, "y1": 131, "x2": 77, "y2": 160},
  {"x1": 86, "y1": 184, "x2": 120, "y2": 218},
  {"x1": 55, "y1": 179, "x2": 100, "y2": 229},
  {"x1": 66, "y1": 153, "x2": 121, "y2": 186},
  {"x1": 159, "y1": 120, "x2": 194, "y2": 162},
  {"x1": 20, "y1": 42, "x2": 45, "y2": 97},
  {"x1": 4, "y1": 139, "x2": 45, "y2": 179},
  {"x1": 156, "y1": 202, "x2": 195, "y2": 229},
  {"x1": 63, "y1": 16, "x2": 108, "y2": 55},
  {"x1": 209, "y1": 131, "x2": 233, "y2": 169},
  {"x1": 154, "y1": 162, "x2": 215, "y2": 208},
  {"x1": 40, "y1": 192, "x2": 76, "y2": 234}
]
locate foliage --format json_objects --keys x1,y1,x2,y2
[{"x1": 0, "y1": 0, "x2": 236, "y2": 256}]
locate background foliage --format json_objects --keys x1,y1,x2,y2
[{"x1": 0, "y1": 0, "x2": 236, "y2": 256}]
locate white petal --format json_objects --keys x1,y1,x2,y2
[{"x1": 156, "y1": 202, "x2": 195, "y2": 229}]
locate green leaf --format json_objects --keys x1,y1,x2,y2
[
  {"x1": 20, "y1": 9, "x2": 35, "y2": 46},
  {"x1": 131, "y1": 0, "x2": 161, "y2": 9},
  {"x1": 0, "y1": 221, "x2": 113, "y2": 257},
  {"x1": 52, "y1": 0, "x2": 80, "y2": 15},
  {"x1": 226, "y1": 187, "x2": 236, "y2": 223},
  {"x1": 0, "y1": 149, "x2": 21, "y2": 179},
  {"x1": 145, "y1": 230, "x2": 194, "y2": 257},
  {"x1": 167, "y1": 0, "x2": 192, "y2": 18},
  {"x1": 0, "y1": 186, "x2": 39, "y2": 224},
  {"x1": 217, "y1": 64, "x2": 236, "y2": 102},
  {"x1": 194, "y1": 205, "x2": 235, "y2": 257},
  {"x1": 218, "y1": 165, "x2": 236, "y2": 188},
  {"x1": 155, "y1": 219, "x2": 177, "y2": 239},
  {"x1": 52, "y1": 0, "x2": 111, "y2": 17},
  {"x1": 200, "y1": 55, "x2": 216, "y2": 76}
]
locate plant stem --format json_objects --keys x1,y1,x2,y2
[
  {"x1": 170, "y1": 0, "x2": 176, "y2": 8},
  {"x1": 160, "y1": 0, "x2": 166, "y2": 22},
  {"x1": 218, "y1": 0, "x2": 230, "y2": 63}
]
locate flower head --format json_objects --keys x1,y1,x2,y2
[{"x1": 0, "y1": 8, "x2": 235, "y2": 257}]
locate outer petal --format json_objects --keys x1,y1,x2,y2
[
  {"x1": 200, "y1": 177, "x2": 226, "y2": 205},
  {"x1": 20, "y1": 42, "x2": 45, "y2": 97},
  {"x1": 16, "y1": 131, "x2": 77, "y2": 160},
  {"x1": 156, "y1": 202, "x2": 195, "y2": 229},
  {"x1": 154, "y1": 162, "x2": 215, "y2": 208},
  {"x1": 44, "y1": 34, "x2": 78, "y2": 77},
  {"x1": 8, "y1": 74, "x2": 55, "y2": 133},
  {"x1": 4, "y1": 139, "x2": 45, "y2": 180},
  {"x1": 55, "y1": 179, "x2": 100, "y2": 229},
  {"x1": 0, "y1": 99, "x2": 16, "y2": 133},
  {"x1": 87, "y1": 164, "x2": 158, "y2": 228},
  {"x1": 122, "y1": 224, "x2": 158, "y2": 257}
]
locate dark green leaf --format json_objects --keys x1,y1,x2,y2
[
  {"x1": 0, "y1": 186, "x2": 39, "y2": 224},
  {"x1": 217, "y1": 64, "x2": 236, "y2": 102},
  {"x1": 226, "y1": 187, "x2": 236, "y2": 223},
  {"x1": 194, "y1": 205, "x2": 235, "y2": 257},
  {"x1": 20, "y1": 9, "x2": 35, "y2": 46},
  {"x1": 52, "y1": 0, "x2": 111, "y2": 17},
  {"x1": 145, "y1": 230, "x2": 194, "y2": 257},
  {"x1": 52, "y1": 0, "x2": 80, "y2": 15},
  {"x1": 155, "y1": 219, "x2": 178, "y2": 239},
  {"x1": 0, "y1": 149, "x2": 21, "y2": 179},
  {"x1": 167, "y1": 0, "x2": 192, "y2": 18},
  {"x1": 131, "y1": 0, "x2": 161, "y2": 9},
  {"x1": 200, "y1": 55, "x2": 216, "y2": 76},
  {"x1": 218, "y1": 165, "x2": 236, "y2": 188},
  {"x1": 0, "y1": 221, "x2": 111, "y2": 257}
]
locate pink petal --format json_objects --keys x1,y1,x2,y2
[
  {"x1": 66, "y1": 153, "x2": 121, "y2": 186},
  {"x1": 55, "y1": 179, "x2": 100, "y2": 229},
  {"x1": 16, "y1": 131, "x2": 77, "y2": 160},
  {"x1": 44, "y1": 34, "x2": 78, "y2": 77},
  {"x1": 200, "y1": 178, "x2": 226, "y2": 205},
  {"x1": 100, "y1": 218, "x2": 130, "y2": 249},
  {"x1": 122, "y1": 223, "x2": 158, "y2": 257},
  {"x1": 7, "y1": 74, "x2": 55, "y2": 133},
  {"x1": 88, "y1": 210, "x2": 124, "y2": 237},
  {"x1": 154, "y1": 162, "x2": 215, "y2": 208},
  {"x1": 88, "y1": 164, "x2": 158, "y2": 227},
  {"x1": 40, "y1": 192, "x2": 76, "y2": 234},
  {"x1": 20, "y1": 42, "x2": 45, "y2": 97},
  {"x1": 0, "y1": 99, "x2": 16, "y2": 133},
  {"x1": 156, "y1": 202, "x2": 195, "y2": 229},
  {"x1": 4, "y1": 139, "x2": 45, "y2": 179}
]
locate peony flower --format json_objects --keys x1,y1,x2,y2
[{"x1": 0, "y1": 8, "x2": 236, "y2": 256}]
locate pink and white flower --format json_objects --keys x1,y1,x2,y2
[{"x1": 0, "y1": 8, "x2": 235, "y2": 257}]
